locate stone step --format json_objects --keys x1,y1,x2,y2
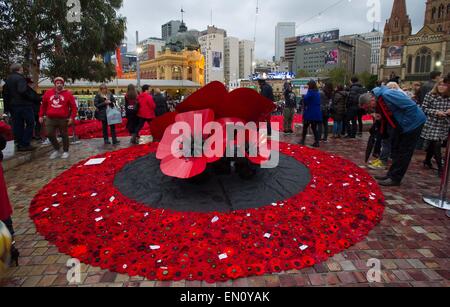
[{"x1": 2, "y1": 143, "x2": 54, "y2": 172}]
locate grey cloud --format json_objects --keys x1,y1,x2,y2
[{"x1": 120, "y1": 0, "x2": 426, "y2": 60}]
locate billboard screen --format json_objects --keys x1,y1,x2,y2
[
  {"x1": 386, "y1": 46, "x2": 403, "y2": 67},
  {"x1": 297, "y1": 30, "x2": 340, "y2": 45},
  {"x1": 325, "y1": 49, "x2": 339, "y2": 65},
  {"x1": 212, "y1": 51, "x2": 223, "y2": 70}
]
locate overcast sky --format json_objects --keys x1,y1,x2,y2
[{"x1": 120, "y1": 0, "x2": 426, "y2": 60}]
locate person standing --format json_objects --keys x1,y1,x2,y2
[
  {"x1": 283, "y1": 86, "x2": 297, "y2": 134},
  {"x1": 300, "y1": 80, "x2": 322, "y2": 148},
  {"x1": 258, "y1": 78, "x2": 275, "y2": 136},
  {"x1": 3, "y1": 64, "x2": 36, "y2": 152},
  {"x1": 153, "y1": 88, "x2": 169, "y2": 117},
  {"x1": 318, "y1": 82, "x2": 334, "y2": 142},
  {"x1": 331, "y1": 85, "x2": 348, "y2": 138},
  {"x1": 0, "y1": 120, "x2": 19, "y2": 266},
  {"x1": 419, "y1": 71, "x2": 442, "y2": 105},
  {"x1": 135, "y1": 85, "x2": 156, "y2": 138},
  {"x1": 125, "y1": 84, "x2": 140, "y2": 144},
  {"x1": 362, "y1": 85, "x2": 427, "y2": 187},
  {"x1": 39, "y1": 77, "x2": 77, "y2": 159},
  {"x1": 420, "y1": 79, "x2": 450, "y2": 177},
  {"x1": 25, "y1": 78, "x2": 43, "y2": 141},
  {"x1": 345, "y1": 77, "x2": 367, "y2": 139},
  {"x1": 94, "y1": 84, "x2": 120, "y2": 145}
]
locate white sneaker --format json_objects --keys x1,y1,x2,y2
[
  {"x1": 61, "y1": 152, "x2": 70, "y2": 159},
  {"x1": 42, "y1": 139, "x2": 51, "y2": 146},
  {"x1": 49, "y1": 151, "x2": 60, "y2": 160}
]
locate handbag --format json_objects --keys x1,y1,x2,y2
[{"x1": 106, "y1": 106, "x2": 123, "y2": 126}]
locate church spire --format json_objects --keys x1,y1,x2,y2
[
  {"x1": 382, "y1": 0, "x2": 412, "y2": 46},
  {"x1": 390, "y1": 0, "x2": 408, "y2": 20}
]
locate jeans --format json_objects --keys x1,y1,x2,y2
[
  {"x1": 333, "y1": 121, "x2": 343, "y2": 136},
  {"x1": 283, "y1": 108, "x2": 295, "y2": 132},
  {"x1": 318, "y1": 114, "x2": 330, "y2": 140},
  {"x1": 102, "y1": 121, "x2": 117, "y2": 143},
  {"x1": 387, "y1": 125, "x2": 423, "y2": 183},
  {"x1": 302, "y1": 120, "x2": 321, "y2": 144},
  {"x1": 11, "y1": 106, "x2": 35, "y2": 148}
]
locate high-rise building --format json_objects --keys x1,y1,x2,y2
[
  {"x1": 340, "y1": 34, "x2": 372, "y2": 75},
  {"x1": 239, "y1": 40, "x2": 255, "y2": 79},
  {"x1": 162, "y1": 20, "x2": 182, "y2": 41},
  {"x1": 201, "y1": 26, "x2": 227, "y2": 37},
  {"x1": 224, "y1": 37, "x2": 240, "y2": 85},
  {"x1": 139, "y1": 37, "x2": 166, "y2": 61},
  {"x1": 360, "y1": 29, "x2": 384, "y2": 75},
  {"x1": 293, "y1": 40, "x2": 353, "y2": 76},
  {"x1": 199, "y1": 31, "x2": 225, "y2": 84},
  {"x1": 284, "y1": 36, "x2": 298, "y2": 72},
  {"x1": 275, "y1": 22, "x2": 296, "y2": 62}
]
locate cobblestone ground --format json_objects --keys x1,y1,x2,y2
[{"x1": 0, "y1": 134, "x2": 449, "y2": 287}]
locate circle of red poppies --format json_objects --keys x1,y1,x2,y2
[{"x1": 30, "y1": 142, "x2": 385, "y2": 283}]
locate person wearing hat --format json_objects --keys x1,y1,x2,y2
[{"x1": 39, "y1": 77, "x2": 77, "y2": 160}]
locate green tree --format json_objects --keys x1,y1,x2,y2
[
  {"x1": 327, "y1": 67, "x2": 351, "y2": 86},
  {"x1": 357, "y1": 71, "x2": 372, "y2": 88},
  {"x1": 296, "y1": 69, "x2": 310, "y2": 79},
  {"x1": 0, "y1": 1, "x2": 23, "y2": 79},
  {"x1": 0, "y1": 0, "x2": 126, "y2": 88}
]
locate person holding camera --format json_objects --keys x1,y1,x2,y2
[{"x1": 94, "y1": 84, "x2": 120, "y2": 145}]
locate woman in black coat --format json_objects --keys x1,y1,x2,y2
[
  {"x1": 94, "y1": 84, "x2": 120, "y2": 145},
  {"x1": 125, "y1": 84, "x2": 140, "y2": 144},
  {"x1": 153, "y1": 88, "x2": 169, "y2": 117},
  {"x1": 331, "y1": 85, "x2": 348, "y2": 138}
]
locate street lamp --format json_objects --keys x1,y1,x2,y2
[{"x1": 136, "y1": 31, "x2": 142, "y2": 88}]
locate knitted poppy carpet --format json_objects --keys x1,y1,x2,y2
[{"x1": 30, "y1": 142, "x2": 385, "y2": 283}]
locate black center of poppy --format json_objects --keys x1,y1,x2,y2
[{"x1": 114, "y1": 153, "x2": 311, "y2": 213}]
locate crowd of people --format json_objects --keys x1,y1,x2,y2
[
  {"x1": 279, "y1": 71, "x2": 449, "y2": 218},
  {"x1": 1, "y1": 64, "x2": 450, "y2": 268}
]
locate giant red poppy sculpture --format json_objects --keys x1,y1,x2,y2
[{"x1": 152, "y1": 82, "x2": 276, "y2": 179}]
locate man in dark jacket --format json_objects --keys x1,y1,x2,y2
[
  {"x1": 345, "y1": 77, "x2": 367, "y2": 138},
  {"x1": 25, "y1": 78, "x2": 43, "y2": 140},
  {"x1": 153, "y1": 88, "x2": 169, "y2": 117},
  {"x1": 258, "y1": 78, "x2": 275, "y2": 136},
  {"x1": 4, "y1": 64, "x2": 36, "y2": 151},
  {"x1": 283, "y1": 86, "x2": 297, "y2": 134},
  {"x1": 418, "y1": 71, "x2": 442, "y2": 105}
]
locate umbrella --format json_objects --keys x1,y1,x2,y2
[{"x1": 365, "y1": 129, "x2": 377, "y2": 163}]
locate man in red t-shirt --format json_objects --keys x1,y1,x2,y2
[{"x1": 39, "y1": 77, "x2": 77, "y2": 159}]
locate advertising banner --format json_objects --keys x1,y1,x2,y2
[
  {"x1": 297, "y1": 30, "x2": 340, "y2": 45},
  {"x1": 386, "y1": 45, "x2": 403, "y2": 67}
]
